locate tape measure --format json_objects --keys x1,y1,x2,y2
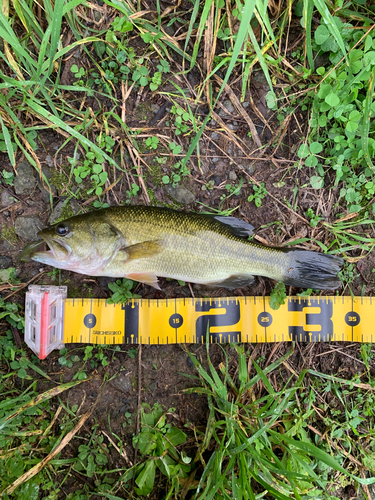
[{"x1": 24, "y1": 285, "x2": 370, "y2": 359}]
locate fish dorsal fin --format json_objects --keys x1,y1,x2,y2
[
  {"x1": 212, "y1": 215, "x2": 254, "y2": 238},
  {"x1": 120, "y1": 240, "x2": 163, "y2": 259},
  {"x1": 126, "y1": 272, "x2": 161, "y2": 290}
]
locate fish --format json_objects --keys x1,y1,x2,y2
[{"x1": 20, "y1": 205, "x2": 343, "y2": 290}]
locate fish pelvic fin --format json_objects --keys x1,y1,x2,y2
[
  {"x1": 283, "y1": 250, "x2": 343, "y2": 290},
  {"x1": 121, "y1": 240, "x2": 163, "y2": 260},
  {"x1": 126, "y1": 272, "x2": 161, "y2": 290}
]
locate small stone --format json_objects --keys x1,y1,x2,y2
[
  {"x1": 247, "y1": 164, "x2": 256, "y2": 175},
  {"x1": 252, "y1": 71, "x2": 269, "y2": 87},
  {"x1": 14, "y1": 216, "x2": 43, "y2": 241},
  {"x1": 186, "y1": 356, "x2": 195, "y2": 369},
  {"x1": 211, "y1": 132, "x2": 220, "y2": 141},
  {"x1": 1, "y1": 191, "x2": 16, "y2": 208},
  {"x1": 14, "y1": 161, "x2": 37, "y2": 195},
  {"x1": 210, "y1": 119, "x2": 217, "y2": 126},
  {"x1": 112, "y1": 374, "x2": 133, "y2": 393},
  {"x1": 229, "y1": 171, "x2": 237, "y2": 181},
  {"x1": 243, "y1": 101, "x2": 250, "y2": 108},
  {"x1": 93, "y1": 10, "x2": 102, "y2": 22},
  {"x1": 164, "y1": 185, "x2": 195, "y2": 205},
  {"x1": 45, "y1": 155, "x2": 54, "y2": 167},
  {"x1": 223, "y1": 99, "x2": 235, "y2": 113},
  {"x1": 228, "y1": 124, "x2": 238, "y2": 131},
  {"x1": 0, "y1": 256, "x2": 12, "y2": 268},
  {"x1": 0, "y1": 240, "x2": 12, "y2": 252},
  {"x1": 49, "y1": 200, "x2": 81, "y2": 225},
  {"x1": 149, "y1": 381, "x2": 158, "y2": 392}
]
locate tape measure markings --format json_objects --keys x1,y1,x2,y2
[{"x1": 62, "y1": 295, "x2": 375, "y2": 346}]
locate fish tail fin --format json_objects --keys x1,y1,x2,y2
[{"x1": 283, "y1": 250, "x2": 343, "y2": 290}]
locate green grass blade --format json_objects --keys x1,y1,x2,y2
[
  {"x1": 36, "y1": 24, "x2": 52, "y2": 79},
  {"x1": 0, "y1": 12, "x2": 38, "y2": 70},
  {"x1": 190, "y1": 0, "x2": 214, "y2": 69},
  {"x1": 45, "y1": 0, "x2": 64, "y2": 78},
  {"x1": 0, "y1": 116, "x2": 15, "y2": 166},
  {"x1": 313, "y1": 0, "x2": 348, "y2": 64},
  {"x1": 243, "y1": 347, "x2": 294, "y2": 391},
  {"x1": 270, "y1": 431, "x2": 375, "y2": 485},
  {"x1": 303, "y1": 0, "x2": 314, "y2": 69},
  {"x1": 248, "y1": 26, "x2": 275, "y2": 103},
  {"x1": 184, "y1": 0, "x2": 200, "y2": 61},
  {"x1": 362, "y1": 66, "x2": 375, "y2": 172},
  {"x1": 11, "y1": 0, "x2": 44, "y2": 40},
  {"x1": 255, "y1": 0, "x2": 277, "y2": 47}
]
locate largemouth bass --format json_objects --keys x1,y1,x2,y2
[{"x1": 20, "y1": 206, "x2": 343, "y2": 290}]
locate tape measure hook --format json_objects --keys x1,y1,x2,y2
[{"x1": 25, "y1": 285, "x2": 67, "y2": 359}]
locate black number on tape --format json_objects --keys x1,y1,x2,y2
[
  {"x1": 195, "y1": 300, "x2": 241, "y2": 343},
  {"x1": 169, "y1": 313, "x2": 183, "y2": 329},
  {"x1": 288, "y1": 299, "x2": 333, "y2": 342},
  {"x1": 345, "y1": 311, "x2": 360, "y2": 327},
  {"x1": 84, "y1": 313, "x2": 96, "y2": 329}
]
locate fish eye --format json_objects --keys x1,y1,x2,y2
[{"x1": 56, "y1": 224, "x2": 69, "y2": 236}]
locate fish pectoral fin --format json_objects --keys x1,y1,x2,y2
[
  {"x1": 207, "y1": 274, "x2": 255, "y2": 289},
  {"x1": 120, "y1": 240, "x2": 163, "y2": 260},
  {"x1": 126, "y1": 272, "x2": 161, "y2": 290}
]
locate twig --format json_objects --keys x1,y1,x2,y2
[{"x1": 3, "y1": 271, "x2": 46, "y2": 300}]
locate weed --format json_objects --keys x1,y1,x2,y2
[
  {"x1": 170, "y1": 105, "x2": 190, "y2": 136},
  {"x1": 2, "y1": 170, "x2": 14, "y2": 185},
  {"x1": 269, "y1": 281, "x2": 287, "y2": 310},
  {"x1": 127, "y1": 347, "x2": 138, "y2": 359},
  {"x1": 107, "y1": 279, "x2": 141, "y2": 304},
  {"x1": 70, "y1": 64, "x2": 87, "y2": 87},
  {"x1": 161, "y1": 161, "x2": 190, "y2": 187},
  {"x1": 1, "y1": 226, "x2": 17, "y2": 246},
  {"x1": 146, "y1": 136, "x2": 159, "y2": 150},
  {"x1": 125, "y1": 182, "x2": 140, "y2": 203},
  {"x1": 247, "y1": 182, "x2": 267, "y2": 207},
  {"x1": 83, "y1": 345, "x2": 109, "y2": 368},
  {"x1": 306, "y1": 207, "x2": 324, "y2": 227},
  {"x1": 339, "y1": 262, "x2": 360, "y2": 287},
  {"x1": 201, "y1": 180, "x2": 215, "y2": 191},
  {"x1": 132, "y1": 403, "x2": 191, "y2": 496},
  {"x1": 69, "y1": 150, "x2": 108, "y2": 197},
  {"x1": 168, "y1": 141, "x2": 182, "y2": 155},
  {"x1": 0, "y1": 297, "x2": 24, "y2": 332}
]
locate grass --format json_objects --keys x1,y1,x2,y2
[{"x1": 1, "y1": 0, "x2": 375, "y2": 497}]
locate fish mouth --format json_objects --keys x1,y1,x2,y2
[{"x1": 20, "y1": 234, "x2": 71, "y2": 262}]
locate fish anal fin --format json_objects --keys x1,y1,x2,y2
[
  {"x1": 207, "y1": 274, "x2": 255, "y2": 289},
  {"x1": 121, "y1": 240, "x2": 163, "y2": 260},
  {"x1": 126, "y1": 272, "x2": 161, "y2": 290}
]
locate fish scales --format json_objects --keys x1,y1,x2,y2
[
  {"x1": 104, "y1": 206, "x2": 289, "y2": 284},
  {"x1": 20, "y1": 206, "x2": 343, "y2": 290}
]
